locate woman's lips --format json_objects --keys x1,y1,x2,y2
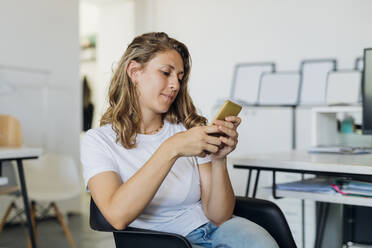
[{"x1": 161, "y1": 93, "x2": 173, "y2": 101}]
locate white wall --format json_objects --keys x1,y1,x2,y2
[
  {"x1": 0, "y1": 0, "x2": 80, "y2": 158},
  {"x1": 95, "y1": 0, "x2": 135, "y2": 126},
  {"x1": 135, "y1": 0, "x2": 372, "y2": 120},
  {"x1": 80, "y1": 0, "x2": 135, "y2": 128},
  {"x1": 0, "y1": 0, "x2": 80, "y2": 212}
]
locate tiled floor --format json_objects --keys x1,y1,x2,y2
[{"x1": 0, "y1": 194, "x2": 115, "y2": 248}]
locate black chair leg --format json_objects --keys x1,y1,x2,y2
[
  {"x1": 245, "y1": 169, "x2": 252, "y2": 197},
  {"x1": 252, "y1": 169, "x2": 260, "y2": 198}
]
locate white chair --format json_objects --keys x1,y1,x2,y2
[
  {"x1": 0, "y1": 172, "x2": 20, "y2": 232},
  {"x1": 1, "y1": 154, "x2": 81, "y2": 248}
]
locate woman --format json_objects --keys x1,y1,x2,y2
[{"x1": 81, "y1": 32, "x2": 278, "y2": 248}]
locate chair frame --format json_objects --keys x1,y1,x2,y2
[{"x1": 90, "y1": 196, "x2": 297, "y2": 248}]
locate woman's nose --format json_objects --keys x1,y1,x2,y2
[{"x1": 169, "y1": 75, "x2": 180, "y2": 90}]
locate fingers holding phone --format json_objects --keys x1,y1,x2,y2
[
  {"x1": 208, "y1": 100, "x2": 242, "y2": 159},
  {"x1": 167, "y1": 100, "x2": 242, "y2": 159},
  {"x1": 169, "y1": 125, "x2": 221, "y2": 157},
  {"x1": 213, "y1": 117, "x2": 240, "y2": 145}
]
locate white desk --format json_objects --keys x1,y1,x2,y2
[
  {"x1": 0, "y1": 147, "x2": 43, "y2": 160},
  {"x1": 230, "y1": 151, "x2": 372, "y2": 201},
  {"x1": 230, "y1": 150, "x2": 372, "y2": 248},
  {"x1": 230, "y1": 150, "x2": 372, "y2": 176},
  {"x1": 0, "y1": 147, "x2": 42, "y2": 248}
]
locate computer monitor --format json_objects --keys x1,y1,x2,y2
[{"x1": 362, "y1": 48, "x2": 372, "y2": 134}]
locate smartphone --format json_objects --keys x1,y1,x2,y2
[
  {"x1": 211, "y1": 100, "x2": 242, "y2": 124},
  {"x1": 207, "y1": 100, "x2": 242, "y2": 145}
]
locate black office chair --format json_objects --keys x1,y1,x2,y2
[{"x1": 90, "y1": 196, "x2": 297, "y2": 248}]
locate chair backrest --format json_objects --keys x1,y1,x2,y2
[
  {"x1": 257, "y1": 72, "x2": 300, "y2": 106},
  {"x1": 231, "y1": 63, "x2": 276, "y2": 105},
  {"x1": 0, "y1": 115, "x2": 22, "y2": 147},
  {"x1": 299, "y1": 59, "x2": 337, "y2": 105},
  {"x1": 20, "y1": 153, "x2": 81, "y2": 201},
  {"x1": 234, "y1": 196, "x2": 297, "y2": 248},
  {"x1": 326, "y1": 70, "x2": 361, "y2": 105}
]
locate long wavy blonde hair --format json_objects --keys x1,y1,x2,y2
[{"x1": 100, "y1": 32, "x2": 207, "y2": 149}]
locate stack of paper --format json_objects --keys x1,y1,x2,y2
[
  {"x1": 308, "y1": 146, "x2": 372, "y2": 155},
  {"x1": 276, "y1": 177, "x2": 335, "y2": 193},
  {"x1": 336, "y1": 179, "x2": 372, "y2": 197}
]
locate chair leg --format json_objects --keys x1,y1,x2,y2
[
  {"x1": 30, "y1": 201, "x2": 38, "y2": 244},
  {"x1": 0, "y1": 201, "x2": 16, "y2": 232},
  {"x1": 51, "y1": 202, "x2": 76, "y2": 248},
  {"x1": 27, "y1": 236, "x2": 32, "y2": 248}
]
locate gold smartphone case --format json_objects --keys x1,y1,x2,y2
[{"x1": 211, "y1": 100, "x2": 242, "y2": 123}]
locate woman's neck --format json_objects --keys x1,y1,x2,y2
[{"x1": 139, "y1": 114, "x2": 164, "y2": 134}]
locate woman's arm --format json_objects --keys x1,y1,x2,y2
[
  {"x1": 88, "y1": 125, "x2": 221, "y2": 230},
  {"x1": 199, "y1": 159, "x2": 235, "y2": 226},
  {"x1": 88, "y1": 141, "x2": 178, "y2": 230},
  {"x1": 199, "y1": 116, "x2": 241, "y2": 226}
]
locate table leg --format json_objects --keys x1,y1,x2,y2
[
  {"x1": 16, "y1": 159, "x2": 37, "y2": 248},
  {"x1": 315, "y1": 202, "x2": 330, "y2": 248},
  {"x1": 245, "y1": 169, "x2": 252, "y2": 197},
  {"x1": 301, "y1": 173, "x2": 305, "y2": 248},
  {"x1": 252, "y1": 169, "x2": 260, "y2": 198}
]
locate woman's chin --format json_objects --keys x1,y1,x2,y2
[{"x1": 156, "y1": 106, "x2": 170, "y2": 114}]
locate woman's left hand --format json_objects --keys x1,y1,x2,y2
[{"x1": 210, "y1": 116, "x2": 241, "y2": 160}]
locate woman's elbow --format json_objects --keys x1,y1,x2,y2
[
  {"x1": 105, "y1": 212, "x2": 130, "y2": 230},
  {"x1": 111, "y1": 221, "x2": 127, "y2": 230}
]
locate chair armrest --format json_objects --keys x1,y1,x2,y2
[
  {"x1": 89, "y1": 197, "x2": 116, "y2": 232},
  {"x1": 90, "y1": 197, "x2": 191, "y2": 248},
  {"x1": 114, "y1": 227, "x2": 192, "y2": 248},
  {"x1": 234, "y1": 196, "x2": 297, "y2": 248}
]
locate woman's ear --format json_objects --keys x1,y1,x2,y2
[{"x1": 127, "y1": 60, "x2": 141, "y2": 83}]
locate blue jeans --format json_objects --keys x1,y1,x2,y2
[{"x1": 185, "y1": 216, "x2": 279, "y2": 248}]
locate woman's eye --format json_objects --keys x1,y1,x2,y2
[{"x1": 162, "y1": 71, "x2": 170, "y2": 76}]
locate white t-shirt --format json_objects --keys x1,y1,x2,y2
[{"x1": 80, "y1": 120, "x2": 211, "y2": 236}]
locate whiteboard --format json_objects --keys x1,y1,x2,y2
[
  {"x1": 258, "y1": 72, "x2": 300, "y2": 105},
  {"x1": 231, "y1": 63, "x2": 275, "y2": 105},
  {"x1": 299, "y1": 60, "x2": 336, "y2": 105},
  {"x1": 326, "y1": 70, "x2": 361, "y2": 105}
]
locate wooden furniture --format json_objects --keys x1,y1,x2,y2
[{"x1": 0, "y1": 115, "x2": 22, "y2": 147}]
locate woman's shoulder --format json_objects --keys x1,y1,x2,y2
[{"x1": 82, "y1": 124, "x2": 116, "y2": 145}]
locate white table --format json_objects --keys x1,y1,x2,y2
[
  {"x1": 229, "y1": 150, "x2": 372, "y2": 248},
  {"x1": 0, "y1": 147, "x2": 42, "y2": 248},
  {"x1": 230, "y1": 150, "x2": 372, "y2": 201}
]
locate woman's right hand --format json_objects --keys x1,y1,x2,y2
[{"x1": 166, "y1": 125, "x2": 223, "y2": 158}]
